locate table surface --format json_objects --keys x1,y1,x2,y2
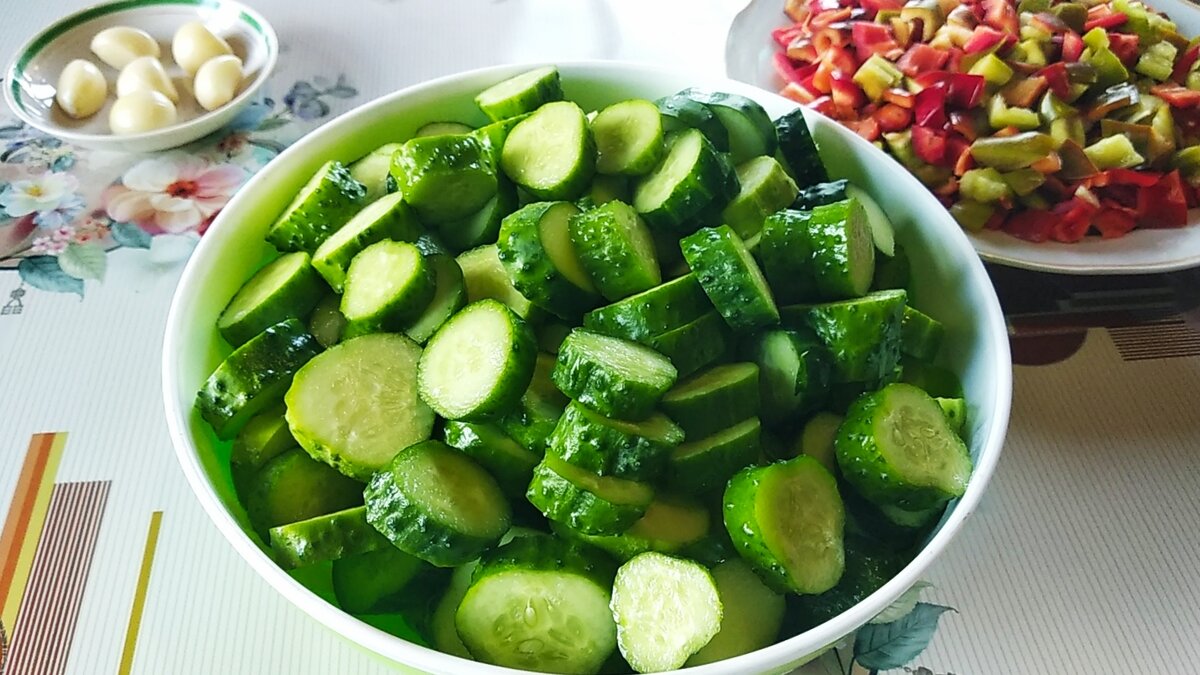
[{"x1": 2, "y1": 2, "x2": 1200, "y2": 674}]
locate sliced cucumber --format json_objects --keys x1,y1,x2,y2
[
  {"x1": 230, "y1": 404, "x2": 295, "y2": 469},
  {"x1": 552, "y1": 329, "x2": 677, "y2": 420},
  {"x1": 722, "y1": 455, "x2": 845, "y2": 594},
  {"x1": 845, "y1": 184, "x2": 896, "y2": 257},
  {"x1": 901, "y1": 306, "x2": 945, "y2": 361},
  {"x1": 774, "y1": 108, "x2": 829, "y2": 188},
  {"x1": 341, "y1": 240, "x2": 435, "y2": 334},
  {"x1": 661, "y1": 362, "x2": 760, "y2": 440},
  {"x1": 681, "y1": 225, "x2": 779, "y2": 332},
  {"x1": 759, "y1": 209, "x2": 818, "y2": 303},
  {"x1": 332, "y1": 545, "x2": 430, "y2": 614},
  {"x1": 740, "y1": 328, "x2": 833, "y2": 427},
  {"x1": 787, "y1": 535, "x2": 906, "y2": 631},
  {"x1": 269, "y1": 505, "x2": 390, "y2": 569},
  {"x1": 442, "y1": 420, "x2": 540, "y2": 497},
  {"x1": 799, "y1": 411, "x2": 844, "y2": 475},
  {"x1": 286, "y1": 333, "x2": 434, "y2": 480},
  {"x1": 552, "y1": 495, "x2": 710, "y2": 561},
  {"x1": 667, "y1": 417, "x2": 761, "y2": 495},
  {"x1": 793, "y1": 179, "x2": 849, "y2": 210},
  {"x1": 432, "y1": 561, "x2": 477, "y2": 659},
  {"x1": 836, "y1": 383, "x2": 973, "y2": 510},
  {"x1": 496, "y1": 352, "x2": 567, "y2": 454},
  {"x1": 242, "y1": 447, "x2": 363, "y2": 533},
  {"x1": 686, "y1": 557, "x2": 785, "y2": 666},
  {"x1": 350, "y1": 143, "x2": 403, "y2": 202},
  {"x1": 900, "y1": 360, "x2": 963, "y2": 398},
  {"x1": 365, "y1": 440, "x2": 512, "y2": 567},
  {"x1": 472, "y1": 115, "x2": 530, "y2": 165},
  {"x1": 841, "y1": 482, "x2": 935, "y2": 552},
  {"x1": 549, "y1": 401, "x2": 683, "y2": 481},
  {"x1": 720, "y1": 156, "x2": 800, "y2": 239},
  {"x1": 568, "y1": 200, "x2": 661, "y2": 302},
  {"x1": 392, "y1": 133, "x2": 498, "y2": 223},
  {"x1": 197, "y1": 318, "x2": 322, "y2": 440},
  {"x1": 581, "y1": 174, "x2": 630, "y2": 208},
  {"x1": 456, "y1": 534, "x2": 617, "y2": 673},
  {"x1": 807, "y1": 198, "x2": 877, "y2": 300},
  {"x1": 632, "y1": 128, "x2": 729, "y2": 231},
  {"x1": 435, "y1": 177, "x2": 518, "y2": 252},
  {"x1": 498, "y1": 201, "x2": 599, "y2": 318},
  {"x1": 475, "y1": 66, "x2": 564, "y2": 121},
  {"x1": 501, "y1": 101, "x2": 596, "y2": 200},
  {"x1": 456, "y1": 244, "x2": 539, "y2": 320},
  {"x1": 644, "y1": 311, "x2": 730, "y2": 378},
  {"x1": 782, "y1": 289, "x2": 906, "y2": 385},
  {"x1": 936, "y1": 397, "x2": 966, "y2": 435},
  {"x1": 414, "y1": 121, "x2": 474, "y2": 137},
  {"x1": 402, "y1": 252, "x2": 467, "y2": 345},
  {"x1": 591, "y1": 99, "x2": 666, "y2": 176},
  {"x1": 217, "y1": 252, "x2": 326, "y2": 347},
  {"x1": 536, "y1": 320, "x2": 572, "y2": 354},
  {"x1": 527, "y1": 454, "x2": 654, "y2": 535},
  {"x1": 611, "y1": 552, "x2": 722, "y2": 673},
  {"x1": 656, "y1": 93, "x2": 730, "y2": 151},
  {"x1": 311, "y1": 193, "x2": 423, "y2": 292},
  {"x1": 266, "y1": 160, "x2": 368, "y2": 253},
  {"x1": 307, "y1": 293, "x2": 345, "y2": 348},
  {"x1": 682, "y1": 89, "x2": 777, "y2": 163},
  {"x1": 582, "y1": 274, "x2": 712, "y2": 343},
  {"x1": 418, "y1": 299, "x2": 537, "y2": 419}
]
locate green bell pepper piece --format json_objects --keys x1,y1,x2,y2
[
  {"x1": 960, "y1": 168, "x2": 1014, "y2": 203},
  {"x1": 1087, "y1": 48, "x2": 1130, "y2": 89},
  {"x1": 1057, "y1": 139, "x2": 1100, "y2": 180},
  {"x1": 1112, "y1": 0, "x2": 1155, "y2": 45},
  {"x1": 988, "y1": 95, "x2": 1041, "y2": 130},
  {"x1": 949, "y1": 200, "x2": 996, "y2": 231},
  {"x1": 1174, "y1": 146, "x2": 1200, "y2": 184},
  {"x1": 1012, "y1": 39, "x2": 1049, "y2": 67},
  {"x1": 1021, "y1": 24, "x2": 1053, "y2": 43},
  {"x1": 969, "y1": 53, "x2": 1015, "y2": 87},
  {"x1": 1038, "y1": 92, "x2": 1077, "y2": 122},
  {"x1": 1136, "y1": 42, "x2": 1178, "y2": 82},
  {"x1": 1084, "y1": 135, "x2": 1146, "y2": 169},
  {"x1": 1050, "y1": 3, "x2": 1088, "y2": 33},
  {"x1": 1001, "y1": 169, "x2": 1047, "y2": 196},
  {"x1": 854, "y1": 54, "x2": 904, "y2": 101},
  {"x1": 1017, "y1": 0, "x2": 1051, "y2": 13},
  {"x1": 1082, "y1": 27, "x2": 1109, "y2": 52},
  {"x1": 970, "y1": 132, "x2": 1058, "y2": 170},
  {"x1": 1188, "y1": 71, "x2": 1200, "y2": 91},
  {"x1": 1050, "y1": 117, "x2": 1087, "y2": 148}
]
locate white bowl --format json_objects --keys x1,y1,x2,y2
[
  {"x1": 162, "y1": 61, "x2": 1012, "y2": 675},
  {"x1": 4, "y1": 0, "x2": 277, "y2": 153}
]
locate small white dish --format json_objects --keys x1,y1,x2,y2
[
  {"x1": 4, "y1": 0, "x2": 277, "y2": 153},
  {"x1": 725, "y1": 0, "x2": 1200, "y2": 275}
]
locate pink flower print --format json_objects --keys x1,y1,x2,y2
[
  {"x1": 105, "y1": 154, "x2": 247, "y2": 235},
  {"x1": 73, "y1": 217, "x2": 110, "y2": 244},
  {"x1": 31, "y1": 235, "x2": 67, "y2": 255},
  {"x1": 51, "y1": 224, "x2": 76, "y2": 242}
]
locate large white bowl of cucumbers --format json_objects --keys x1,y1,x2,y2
[{"x1": 163, "y1": 62, "x2": 1011, "y2": 675}]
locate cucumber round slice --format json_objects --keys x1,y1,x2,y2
[
  {"x1": 774, "y1": 108, "x2": 830, "y2": 188},
  {"x1": 312, "y1": 192, "x2": 423, "y2": 292},
  {"x1": 350, "y1": 143, "x2": 404, "y2": 202},
  {"x1": 656, "y1": 93, "x2": 730, "y2": 151},
  {"x1": 392, "y1": 133, "x2": 498, "y2": 223},
  {"x1": 720, "y1": 156, "x2": 799, "y2": 239},
  {"x1": 610, "y1": 552, "x2": 722, "y2": 673},
  {"x1": 456, "y1": 534, "x2": 617, "y2": 673},
  {"x1": 496, "y1": 352, "x2": 567, "y2": 454},
  {"x1": 365, "y1": 440, "x2": 512, "y2": 567},
  {"x1": 936, "y1": 397, "x2": 967, "y2": 435},
  {"x1": 759, "y1": 208, "x2": 818, "y2": 303},
  {"x1": 268, "y1": 505, "x2": 391, "y2": 570},
  {"x1": 527, "y1": 455, "x2": 654, "y2": 535},
  {"x1": 217, "y1": 251, "x2": 325, "y2": 347},
  {"x1": 808, "y1": 198, "x2": 876, "y2": 300},
  {"x1": 685, "y1": 557, "x2": 785, "y2": 666},
  {"x1": 632, "y1": 129, "x2": 728, "y2": 231},
  {"x1": 242, "y1": 446, "x2": 364, "y2": 533},
  {"x1": 552, "y1": 329, "x2": 678, "y2": 421},
  {"x1": 418, "y1": 299, "x2": 537, "y2": 420},
  {"x1": 835, "y1": 382, "x2": 973, "y2": 510},
  {"x1": 591, "y1": 99, "x2": 666, "y2": 176},
  {"x1": 549, "y1": 401, "x2": 684, "y2": 481},
  {"x1": 740, "y1": 328, "x2": 832, "y2": 426},
  {"x1": 456, "y1": 244, "x2": 540, "y2": 320},
  {"x1": 722, "y1": 455, "x2": 845, "y2": 595},
  {"x1": 582, "y1": 274, "x2": 712, "y2": 343},
  {"x1": 197, "y1": 318, "x2": 322, "y2": 440},
  {"x1": 472, "y1": 114, "x2": 530, "y2": 165},
  {"x1": 667, "y1": 417, "x2": 762, "y2": 495},
  {"x1": 414, "y1": 121, "x2": 474, "y2": 137},
  {"x1": 285, "y1": 333, "x2": 434, "y2": 480},
  {"x1": 501, "y1": 101, "x2": 596, "y2": 201},
  {"x1": 435, "y1": 177, "x2": 518, "y2": 252},
  {"x1": 681, "y1": 225, "x2": 780, "y2": 332},
  {"x1": 307, "y1": 293, "x2": 345, "y2": 348},
  {"x1": 782, "y1": 289, "x2": 907, "y2": 385},
  {"x1": 267, "y1": 160, "x2": 368, "y2": 253},
  {"x1": 644, "y1": 311, "x2": 730, "y2": 378},
  {"x1": 798, "y1": 411, "x2": 844, "y2": 474},
  {"x1": 901, "y1": 306, "x2": 945, "y2": 361},
  {"x1": 498, "y1": 201, "x2": 599, "y2": 319},
  {"x1": 332, "y1": 545, "x2": 431, "y2": 614},
  {"x1": 341, "y1": 240, "x2": 435, "y2": 332},
  {"x1": 682, "y1": 89, "x2": 778, "y2": 164},
  {"x1": 230, "y1": 404, "x2": 295, "y2": 469},
  {"x1": 442, "y1": 420, "x2": 540, "y2": 498},
  {"x1": 402, "y1": 253, "x2": 467, "y2": 345},
  {"x1": 474, "y1": 66, "x2": 564, "y2": 121},
  {"x1": 551, "y1": 495, "x2": 710, "y2": 561},
  {"x1": 568, "y1": 200, "x2": 661, "y2": 302},
  {"x1": 661, "y1": 362, "x2": 761, "y2": 440}
]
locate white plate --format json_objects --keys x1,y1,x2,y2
[
  {"x1": 4, "y1": 0, "x2": 277, "y2": 153},
  {"x1": 725, "y1": 0, "x2": 1200, "y2": 275}
]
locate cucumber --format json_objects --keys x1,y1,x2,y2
[
  {"x1": 581, "y1": 174, "x2": 630, "y2": 208},
  {"x1": 392, "y1": 133, "x2": 498, "y2": 223},
  {"x1": 900, "y1": 360, "x2": 963, "y2": 398},
  {"x1": 332, "y1": 545, "x2": 430, "y2": 613},
  {"x1": 793, "y1": 179, "x2": 849, "y2": 210},
  {"x1": 442, "y1": 420, "x2": 540, "y2": 497},
  {"x1": 496, "y1": 352, "x2": 567, "y2": 454},
  {"x1": 568, "y1": 200, "x2": 661, "y2": 302},
  {"x1": 266, "y1": 160, "x2": 368, "y2": 253},
  {"x1": 197, "y1": 318, "x2": 322, "y2": 440},
  {"x1": 350, "y1": 143, "x2": 403, "y2": 201},
  {"x1": 644, "y1": 311, "x2": 730, "y2": 378},
  {"x1": 656, "y1": 93, "x2": 730, "y2": 151},
  {"x1": 501, "y1": 101, "x2": 596, "y2": 200},
  {"x1": 472, "y1": 115, "x2": 530, "y2": 165},
  {"x1": 365, "y1": 440, "x2": 512, "y2": 567},
  {"x1": 242, "y1": 447, "x2": 363, "y2": 533},
  {"x1": 836, "y1": 383, "x2": 973, "y2": 510},
  {"x1": 340, "y1": 240, "x2": 435, "y2": 334},
  {"x1": 786, "y1": 535, "x2": 907, "y2": 631},
  {"x1": 682, "y1": 89, "x2": 777, "y2": 163},
  {"x1": 311, "y1": 192, "x2": 423, "y2": 292},
  {"x1": 435, "y1": 177, "x2": 518, "y2": 252},
  {"x1": 740, "y1": 328, "x2": 833, "y2": 426},
  {"x1": 782, "y1": 289, "x2": 906, "y2": 385},
  {"x1": 799, "y1": 411, "x2": 844, "y2": 475},
  {"x1": 807, "y1": 198, "x2": 877, "y2": 300},
  {"x1": 286, "y1": 333, "x2": 434, "y2": 480},
  {"x1": 936, "y1": 397, "x2": 966, "y2": 435},
  {"x1": 660, "y1": 362, "x2": 760, "y2": 440},
  {"x1": 217, "y1": 252, "x2": 326, "y2": 347},
  {"x1": 536, "y1": 320, "x2": 572, "y2": 354},
  {"x1": 610, "y1": 552, "x2": 722, "y2": 673},
  {"x1": 591, "y1": 99, "x2": 666, "y2": 176},
  {"x1": 722, "y1": 455, "x2": 845, "y2": 594},
  {"x1": 414, "y1": 231, "x2": 450, "y2": 256},
  {"x1": 901, "y1": 306, "x2": 945, "y2": 361},
  {"x1": 846, "y1": 184, "x2": 896, "y2": 257},
  {"x1": 269, "y1": 505, "x2": 391, "y2": 569},
  {"x1": 551, "y1": 495, "x2": 710, "y2": 561},
  {"x1": 685, "y1": 557, "x2": 786, "y2": 666},
  {"x1": 549, "y1": 401, "x2": 684, "y2": 481},
  {"x1": 879, "y1": 501, "x2": 944, "y2": 529},
  {"x1": 758, "y1": 209, "x2": 818, "y2": 303},
  {"x1": 307, "y1": 293, "x2": 345, "y2": 348},
  {"x1": 414, "y1": 121, "x2": 474, "y2": 137},
  {"x1": 667, "y1": 417, "x2": 762, "y2": 495},
  {"x1": 774, "y1": 108, "x2": 829, "y2": 188},
  {"x1": 456, "y1": 244, "x2": 539, "y2": 320},
  {"x1": 873, "y1": 243, "x2": 911, "y2": 291},
  {"x1": 552, "y1": 329, "x2": 677, "y2": 420},
  {"x1": 632, "y1": 128, "x2": 729, "y2": 231},
  {"x1": 720, "y1": 156, "x2": 800, "y2": 239},
  {"x1": 455, "y1": 534, "x2": 617, "y2": 673},
  {"x1": 418, "y1": 299, "x2": 537, "y2": 419},
  {"x1": 582, "y1": 274, "x2": 712, "y2": 342},
  {"x1": 498, "y1": 201, "x2": 599, "y2": 318},
  {"x1": 841, "y1": 482, "x2": 934, "y2": 551},
  {"x1": 681, "y1": 225, "x2": 779, "y2": 332},
  {"x1": 402, "y1": 252, "x2": 467, "y2": 344},
  {"x1": 432, "y1": 561, "x2": 477, "y2": 659},
  {"x1": 527, "y1": 454, "x2": 654, "y2": 535},
  {"x1": 230, "y1": 404, "x2": 295, "y2": 469},
  {"x1": 474, "y1": 66, "x2": 564, "y2": 121}
]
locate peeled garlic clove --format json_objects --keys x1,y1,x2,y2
[
  {"x1": 116, "y1": 56, "x2": 179, "y2": 103},
  {"x1": 55, "y1": 59, "x2": 108, "y2": 119},
  {"x1": 172, "y1": 21, "x2": 232, "y2": 76},
  {"x1": 109, "y1": 90, "x2": 177, "y2": 134},
  {"x1": 91, "y1": 26, "x2": 160, "y2": 70},
  {"x1": 193, "y1": 55, "x2": 243, "y2": 111}
]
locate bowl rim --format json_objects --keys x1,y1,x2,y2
[
  {"x1": 162, "y1": 60, "x2": 1012, "y2": 675},
  {"x1": 2, "y1": 0, "x2": 278, "y2": 148}
]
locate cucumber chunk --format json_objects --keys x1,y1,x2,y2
[
  {"x1": 723, "y1": 455, "x2": 845, "y2": 595},
  {"x1": 759, "y1": 209, "x2": 818, "y2": 303},
  {"x1": 456, "y1": 534, "x2": 617, "y2": 673},
  {"x1": 660, "y1": 362, "x2": 760, "y2": 440},
  {"x1": 286, "y1": 333, "x2": 434, "y2": 480},
  {"x1": 527, "y1": 454, "x2": 654, "y2": 535},
  {"x1": 457, "y1": 244, "x2": 539, "y2": 320},
  {"x1": 799, "y1": 411, "x2": 844, "y2": 474},
  {"x1": 475, "y1": 66, "x2": 564, "y2": 121},
  {"x1": 552, "y1": 495, "x2": 710, "y2": 561},
  {"x1": 807, "y1": 198, "x2": 877, "y2": 300},
  {"x1": 552, "y1": 329, "x2": 678, "y2": 420},
  {"x1": 610, "y1": 552, "x2": 722, "y2": 673},
  {"x1": 536, "y1": 320, "x2": 572, "y2": 354},
  {"x1": 312, "y1": 192, "x2": 423, "y2": 292},
  {"x1": 435, "y1": 177, "x2": 518, "y2": 252},
  {"x1": 307, "y1": 293, "x2": 345, "y2": 348},
  {"x1": 501, "y1": 101, "x2": 596, "y2": 200},
  {"x1": 496, "y1": 352, "x2": 568, "y2": 454},
  {"x1": 841, "y1": 482, "x2": 936, "y2": 551},
  {"x1": 432, "y1": 561, "x2": 477, "y2": 659},
  {"x1": 644, "y1": 311, "x2": 730, "y2": 378},
  {"x1": 402, "y1": 252, "x2": 468, "y2": 345},
  {"x1": 845, "y1": 184, "x2": 896, "y2": 257},
  {"x1": 568, "y1": 200, "x2": 661, "y2": 302},
  {"x1": 682, "y1": 89, "x2": 778, "y2": 163},
  {"x1": 365, "y1": 440, "x2": 512, "y2": 567},
  {"x1": 549, "y1": 401, "x2": 684, "y2": 481},
  {"x1": 793, "y1": 179, "x2": 849, "y2": 210},
  {"x1": 656, "y1": 93, "x2": 730, "y2": 151},
  {"x1": 197, "y1": 318, "x2": 322, "y2": 440},
  {"x1": 786, "y1": 535, "x2": 907, "y2": 632},
  {"x1": 341, "y1": 240, "x2": 435, "y2": 334},
  {"x1": 217, "y1": 252, "x2": 325, "y2": 347},
  {"x1": 782, "y1": 289, "x2": 906, "y2": 385},
  {"x1": 632, "y1": 128, "x2": 730, "y2": 231},
  {"x1": 472, "y1": 115, "x2": 530, "y2": 165},
  {"x1": 900, "y1": 360, "x2": 963, "y2": 398},
  {"x1": 266, "y1": 160, "x2": 368, "y2": 253},
  {"x1": 740, "y1": 328, "x2": 833, "y2": 426},
  {"x1": 667, "y1": 417, "x2": 762, "y2": 495},
  {"x1": 498, "y1": 201, "x2": 599, "y2": 318},
  {"x1": 418, "y1": 299, "x2": 537, "y2": 419},
  {"x1": 414, "y1": 121, "x2": 474, "y2": 137},
  {"x1": 720, "y1": 156, "x2": 800, "y2": 239},
  {"x1": 836, "y1": 383, "x2": 973, "y2": 510},
  {"x1": 681, "y1": 225, "x2": 780, "y2": 332},
  {"x1": 774, "y1": 108, "x2": 829, "y2": 188},
  {"x1": 591, "y1": 99, "x2": 666, "y2": 176},
  {"x1": 269, "y1": 505, "x2": 390, "y2": 569},
  {"x1": 392, "y1": 133, "x2": 498, "y2": 223},
  {"x1": 332, "y1": 545, "x2": 431, "y2": 613},
  {"x1": 580, "y1": 174, "x2": 630, "y2": 208},
  {"x1": 582, "y1": 274, "x2": 712, "y2": 343},
  {"x1": 242, "y1": 447, "x2": 363, "y2": 533},
  {"x1": 901, "y1": 306, "x2": 945, "y2": 361},
  {"x1": 230, "y1": 404, "x2": 295, "y2": 469},
  {"x1": 442, "y1": 420, "x2": 540, "y2": 497},
  {"x1": 350, "y1": 143, "x2": 403, "y2": 202},
  {"x1": 685, "y1": 557, "x2": 785, "y2": 666},
  {"x1": 936, "y1": 397, "x2": 966, "y2": 435}
]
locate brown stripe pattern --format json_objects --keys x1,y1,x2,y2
[{"x1": 1107, "y1": 318, "x2": 1200, "y2": 362}]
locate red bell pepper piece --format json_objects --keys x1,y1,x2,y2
[
  {"x1": 814, "y1": 25, "x2": 851, "y2": 51},
  {"x1": 781, "y1": 81, "x2": 820, "y2": 104},
  {"x1": 1093, "y1": 208, "x2": 1138, "y2": 238},
  {"x1": 1172, "y1": 43, "x2": 1200, "y2": 84},
  {"x1": 912, "y1": 71, "x2": 950, "y2": 90},
  {"x1": 1050, "y1": 197, "x2": 1100, "y2": 242},
  {"x1": 824, "y1": 44, "x2": 859, "y2": 73},
  {"x1": 1061, "y1": 31, "x2": 1084, "y2": 62},
  {"x1": 774, "y1": 53, "x2": 803, "y2": 84},
  {"x1": 946, "y1": 47, "x2": 967, "y2": 73},
  {"x1": 984, "y1": 208, "x2": 1008, "y2": 230},
  {"x1": 1004, "y1": 208, "x2": 1057, "y2": 242},
  {"x1": 845, "y1": 116, "x2": 882, "y2": 141},
  {"x1": 1105, "y1": 168, "x2": 1162, "y2": 188},
  {"x1": 1038, "y1": 62, "x2": 1072, "y2": 99},
  {"x1": 1030, "y1": 153, "x2": 1063, "y2": 174},
  {"x1": 772, "y1": 25, "x2": 808, "y2": 48},
  {"x1": 946, "y1": 135, "x2": 973, "y2": 174},
  {"x1": 809, "y1": 95, "x2": 837, "y2": 117},
  {"x1": 948, "y1": 111, "x2": 980, "y2": 141},
  {"x1": 1084, "y1": 11, "x2": 1128, "y2": 32},
  {"x1": 914, "y1": 83, "x2": 948, "y2": 128},
  {"x1": 859, "y1": 0, "x2": 905, "y2": 18},
  {"x1": 912, "y1": 125, "x2": 948, "y2": 165},
  {"x1": 811, "y1": 6, "x2": 854, "y2": 29},
  {"x1": 896, "y1": 43, "x2": 950, "y2": 78},
  {"x1": 982, "y1": 0, "x2": 1019, "y2": 35},
  {"x1": 830, "y1": 70, "x2": 867, "y2": 111},
  {"x1": 883, "y1": 88, "x2": 915, "y2": 108},
  {"x1": 874, "y1": 103, "x2": 913, "y2": 132},
  {"x1": 1137, "y1": 170, "x2": 1190, "y2": 228},
  {"x1": 963, "y1": 26, "x2": 1008, "y2": 54},
  {"x1": 1151, "y1": 83, "x2": 1200, "y2": 108},
  {"x1": 946, "y1": 73, "x2": 987, "y2": 108},
  {"x1": 1108, "y1": 33, "x2": 1140, "y2": 65},
  {"x1": 850, "y1": 21, "x2": 898, "y2": 62}
]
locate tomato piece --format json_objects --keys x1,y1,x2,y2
[
  {"x1": 1004, "y1": 208, "x2": 1057, "y2": 242},
  {"x1": 913, "y1": 125, "x2": 948, "y2": 165},
  {"x1": 1093, "y1": 208, "x2": 1137, "y2": 238},
  {"x1": 914, "y1": 83, "x2": 948, "y2": 128},
  {"x1": 874, "y1": 103, "x2": 913, "y2": 132},
  {"x1": 896, "y1": 43, "x2": 950, "y2": 78},
  {"x1": 1137, "y1": 170, "x2": 1189, "y2": 228}
]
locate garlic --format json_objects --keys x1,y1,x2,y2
[
  {"x1": 193, "y1": 55, "x2": 243, "y2": 111},
  {"x1": 55, "y1": 59, "x2": 108, "y2": 119},
  {"x1": 90, "y1": 26, "x2": 160, "y2": 70},
  {"x1": 172, "y1": 21, "x2": 233, "y2": 76},
  {"x1": 109, "y1": 90, "x2": 177, "y2": 134},
  {"x1": 116, "y1": 56, "x2": 179, "y2": 102}
]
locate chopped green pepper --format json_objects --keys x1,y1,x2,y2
[
  {"x1": 1151, "y1": 104, "x2": 1176, "y2": 151},
  {"x1": 1018, "y1": 191, "x2": 1052, "y2": 210},
  {"x1": 1038, "y1": 92, "x2": 1077, "y2": 122},
  {"x1": 1002, "y1": 168, "x2": 1047, "y2": 196},
  {"x1": 969, "y1": 54, "x2": 1015, "y2": 87},
  {"x1": 1082, "y1": 27, "x2": 1110, "y2": 52},
  {"x1": 1057, "y1": 139, "x2": 1100, "y2": 179},
  {"x1": 1017, "y1": 0, "x2": 1051, "y2": 13},
  {"x1": 1050, "y1": 3, "x2": 1088, "y2": 33},
  {"x1": 1083, "y1": 135, "x2": 1146, "y2": 169},
  {"x1": 1087, "y1": 48, "x2": 1130, "y2": 89},
  {"x1": 875, "y1": 9, "x2": 902, "y2": 22},
  {"x1": 1086, "y1": 82, "x2": 1140, "y2": 120},
  {"x1": 949, "y1": 200, "x2": 996, "y2": 231},
  {"x1": 1012, "y1": 40, "x2": 1049, "y2": 67},
  {"x1": 970, "y1": 132, "x2": 1058, "y2": 170},
  {"x1": 960, "y1": 168, "x2": 1014, "y2": 203},
  {"x1": 1100, "y1": 119, "x2": 1158, "y2": 163},
  {"x1": 1173, "y1": 146, "x2": 1200, "y2": 184},
  {"x1": 988, "y1": 95, "x2": 1042, "y2": 130},
  {"x1": 1188, "y1": 71, "x2": 1200, "y2": 92},
  {"x1": 1049, "y1": 117, "x2": 1087, "y2": 148},
  {"x1": 900, "y1": 0, "x2": 944, "y2": 40},
  {"x1": 1113, "y1": 0, "x2": 1156, "y2": 45},
  {"x1": 854, "y1": 54, "x2": 904, "y2": 101},
  {"x1": 1136, "y1": 42, "x2": 1178, "y2": 82},
  {"x1": 1021, "y1": 24, "x2": 1053, "y2": 43}
]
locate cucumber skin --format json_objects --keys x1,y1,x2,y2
[
  {"x1": 742, "y1": 328, "x2": 834, "y2": 427},
  {"x1": 568, "y1": 201, "x2": 661, "y2": 302},
  {"x1": 241, "y1": 447, "x2": 363, "y2": 533},
  {"x1": 807, "y1": 199, "x2": 875, "y2": 300},
  {"x1": 774, "y1": 109, "x2": 829, "y2": 189},
  {"x1": 793, "y1": 179, "x2": 851, "y2": 210},
  {"x1": 332, "y1": 546, "x2": 431, "y2": 614},
  {"x1": 656, "y1": 93, "x2": 730, "y2": 151},
  {"x1": 218, "y1": 253, "x2": 326, "y2": 347},
  {"x1": 552, "y1": 330, "x2": 678, "y2": 421},
  {"x1": 660, "y1": 363, "x2": 761, "y2": 440},
  {"x1": 841, "y1": 481, "x2": 934, "y2": 552},
  {"x1": 549, "y1": 402, "x2": 683, "y2": 482},
  {"x1": 720, "y1": 157, "x2": 799, "y2": 239},
  {"x1": 402, "y1": 253, "x2": 468, "y2": 345},
  {"x1": 312, "y1": 197, "x2": 423, "y2": 292},
  {"x1": 497, "y1": 202, "x2": 599, "y2": 319},
  {"x1": 782, "y1": 290, "x2": 907, "y2": 386},
  {"x1": 268, "y1": 506, "x2": 392, "y2": 570},
  {"x1": 633, "y1": 129, "x2": 731, "y2": 232},
  {"x1": 442, "y1": 420, "x2": 539, "y2": 498},
  {"x1": 526, "y1": 460, "x2": 651, "y2": 535},
  {"x1": 681, "y1": 226, "x2": 780, "y2": 333},
  {"x1": 196, "y1": 318, "x2": 323, "y2": 440},
  {"x1": 667, "y1": 418, "x2": 762, "y2": 495},
  {"x1": 759, "y1": 209, "x2": 819, "y2": 303},
  {"x1": 266, "y1": 161, "x2": 368, "y2": 253},
  {"x1": 392, "y1": 134, "x2": 498, "y2": 223},
  {"x1": 436, "y1": 177, "x2": 518, "y2": 252},
  {"x1": 901, "y1": 306, "x2": 945, "y2": 361},
  {"x1": 230, "y1": 404, "x2": 295, "y2": 469},
  {"x1": 644, "y1": 311, "x2": 731, "y2": 379},
  {"x1": 582, "y1": 274, "x2": 713, "y2": 343},
  {"x1": 475, "y1": 69, "x2": 564, "y2": 122},
  {"x1": 469, "y1": 533, "x2": 618, "y2": 594},
  {"x1": 495, "y1": 353, "x2": 566, "y2": 454}
]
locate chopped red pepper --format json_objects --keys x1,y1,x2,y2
[
  {"x1": 830, "y1": 70, "x2": 867, "y2": 110},
  {"x1": 1038, "y1": 62, "x2": 1072, "y2": 99},
  {"x1": 946, "y1": 73, "x2": 987, "y2": 108},
  {"x1": 874, "y1": 103, "x2": 914, "y2": 132},
  {"x1": 1031, "y1": 153, "x2": 1063, "y2": 174},
  {"x1": 1172, "y1": 44, "x2": 1200, "y2": 84},
  {"x1": 1093, "y1": 208, "x2": 1138, "y2": 238},
  {"x1": 811, "y1": 6, "x2": 854, "y2": 28},
  {"x1": 811, "y1": 61, "x2": 835, "y2": 94},
  {"x1": 1061, "y1": 30, "x2": 1084, "y2": 62},
  {"x1": 772, "y1": 25, "x2": 808, "y2": 49},
  {"x1": 982, "y1": 0, "x2": 1019, "y2": 35},
  {"x1": 963, "y1": 26, "x2": 1011, "y2": 54},
  {"x1": 896, "y1": 43, "x2": 950, "y2": 78},
  {"x1": 823, "y1": 44, "x2": 859, "y2": 75},
  {"x1": 883, "y1": 88, "x2": 915, "y2": 108},
  {"x1": 946, "y1": 135, "x2": 973, "y2": 174},
  {"x1": 914, "y1": 84, "x2": 948, "y2": 128},
  {"x1": 1051, "y1": 197, "x2": 1100, "y2": 242},
  {"x1": 911, "y1": 71, "x2": 949, "y2": 90},
  {"x1": 845, "y1": 116, "x2": 882, "y2": 141},
  {"x1": 774, "y1": 53, "x2": 804, "y2": 84},
  {"x1": 1105, "y1": 168, "x2": 1162, "y2": 187},
  {"x1": 946, "y1": 47, "x2": 967, "y2": 73},
  {"x1": 1004, "y1": 208, "x2": 1057, "y2": 242},
  {"x1": 781, "y1": 81, "x2": 820, "y2": 104},
  {"x1": 1030, "y1": 13, "x2": 1070, "y2": 34},
  {"x1": 809, "y1": 94, "x2": 837, "y2": 117},
  {"x1": 1084, "y1": 11, "x2": 1128, "y2": 32},
  {"x1": 1108, "y1": 33, "x2": 1140, "y2": 65},
  {"x1": 858, "y1": 0, "x2": 905, "y2": 19},
  {"x1": 913, "y1": 125, "x2": 948, "y2": 165},
  {"x1": 1137, "y1": 170, "x2": 1189, "y2": 228},
  {"x1": 1151, "y1": 83, "x2": 1200, "y2": 108},
  {"x1": 850, "y1": 21, "x2": 899, "y2": 62}
]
